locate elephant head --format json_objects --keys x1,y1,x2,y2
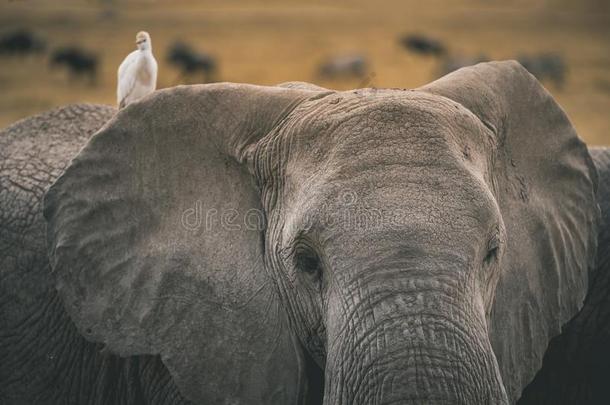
[{"x1": 44, "y1": 61, "x2": 599, "y2": 404}]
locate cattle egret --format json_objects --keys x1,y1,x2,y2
[{"x1": 117, "y1": 31, "x2": 157, "y2": 109}]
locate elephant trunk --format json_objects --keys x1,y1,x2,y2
[{"x1": 323, "y1": 277, "x2": 509, "y2": 405}]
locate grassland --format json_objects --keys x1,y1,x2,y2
[{"x1": 1, "y1": 0, "x2": 609, "y2": 144}]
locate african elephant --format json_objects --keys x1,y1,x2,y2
[{"x1": 0, "y1": 61, "x2": 608, "y2": 404}]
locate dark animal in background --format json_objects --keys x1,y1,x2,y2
[
  {"x1": 317, "y1": 54, "x2": 368, "y2": 80},
  {"x1": 98, "y1": 0, "x2": 118, "y2": 20},
  {"x1": 49, "y1": 47, "x2": 98, "y2": 85},
  {"x1": 438, "y1": 53, "x2": 489, "y2": 77},
  {"x1": 518, "y1": 53, "x2": 567, "y2": 89},
  {"x1": 167, "y1": 41, "x2": 217, "y2": 84},
  {"x1": 0, "y1": 29, "x2": 46, "y2": 56},
  {"x1": 399, "y1": 33, "x2": 446, "y2": 57}
]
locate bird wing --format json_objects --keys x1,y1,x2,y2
[
  {"x1": 117, "y1": 50, "x2": 139, "y2": 108},
  {"x1": 150, "y1": 55, "x2": 158, "y2": 91}
]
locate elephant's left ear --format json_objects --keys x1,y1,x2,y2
[
  {"x1": 419, "y1": 61, "x2": 600, "y2": 401},
  {"x1": 43, "y1": 84, "x2": 325, "y2": 404}
]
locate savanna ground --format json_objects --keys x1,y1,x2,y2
[{"x1": 1, "y1": 0, "x2": 609, "y2": 144}]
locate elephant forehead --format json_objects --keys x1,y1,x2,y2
[
  {"x1": 265, "y1": 90, "x2": 498, "y2": 246},
  {"x1": 283, "y1": 90, "x2": 491, "y2": 180},
  {"x1": 285, "y1": 165, "x2": 498, "y2": 244},
  {"x1": 281, "y1": 160, "x2": 498, "y2": 257},
  {"x1": 281, "y1": 91, "x2": 494, "y2": 205}
]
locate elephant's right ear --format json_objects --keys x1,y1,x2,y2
[
  {"x1": 43, "y1": 84, "x2": 321, "y2": 404},
  {"x1": 419, "y1": 61, "x2": 599, "y2": 401}
]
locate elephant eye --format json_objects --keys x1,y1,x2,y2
[
  {"x1": 285, "y1": 233, "x2": 324, "y2": 288},
  {"x1": 299, "y1": 254, "x2": 322, "y2": 275},
  {"x1": 484, "y1": 246, "x2": 499, "y2": 265},
  {"x1": 294, "y1": 248, "x2": 323, "y2": 286},
  {"x1": 484, "y1": 234, "x2": 501, "y2": 266}
]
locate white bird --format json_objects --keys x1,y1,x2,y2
[{"x1": 117, "y1": 31, "x2": 158, "y2": 109}]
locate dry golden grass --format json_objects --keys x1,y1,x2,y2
[{"x1": 1, "y1": 0, "x2": 609, "y2": 144}]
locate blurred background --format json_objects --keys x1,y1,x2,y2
[{"x1": 0, "y1": 0, "x2": 609, "y2": 144}]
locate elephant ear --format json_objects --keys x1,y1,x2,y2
[
  {"x1": 43, "y1": 84, "x2": 319, "y2": 404},
  {"x1": 419, "y1": 61, "x2": 599, "y2": 401}
]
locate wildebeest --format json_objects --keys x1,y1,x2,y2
[
  {"x1": 317, "y1": 54, "x2": 368, "y2": 80},
  {"x1": 49, "y1": 47, "x2": 98, "y2": 84},
  {"x1": 0, "y1": 29, "x2": 46, "y2": 56},
  {"x1": 167, "y1": 41, "x2": 217, "y2": 84},
  {"x1": 398, "y1": 33, "x2": 446, "y2": 57},
  {"x1": 517, "y1": 53, "x2": 567, "y2": 89}
]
